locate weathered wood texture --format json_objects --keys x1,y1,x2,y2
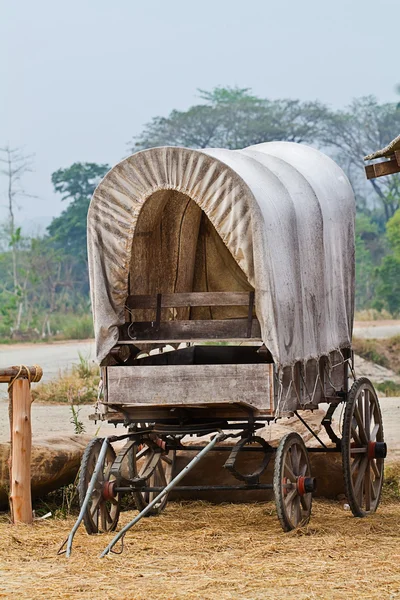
[
  {"x1": 126, "y1": 291, "x2": 253, "y2": 309},
  {"x1": 0, "y1": 365, "x2": 43, "y2": 383},
  {"x1": 119, "y1": 318, "x2": 261, "y2": 343},
  {"x1": 106, "y1": 363, "x2": 274, "y2": 411},
  {"x1": 365, "y1": 151, "x2": 400, "y2": 179},
  {"x1": 9, "y1": 378, "x2": 33, "y2": 524}
]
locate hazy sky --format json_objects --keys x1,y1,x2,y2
[{"x1": 1, "y1": 0, "x2": 399, "y2": 231}]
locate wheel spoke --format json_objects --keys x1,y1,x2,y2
[
  {"x1": 157, "y1": 460, "x2": 167, "y2": 486},
  {"x1": 370, "y1": 423, "x2": 380, "y2": 442},
  {"x1": 351, "y1": 421, "x2": 362, "y2": 447},
  {"x1": 284, "y1": 458, "x2": 296, "y2": 481},
  {"x1": 300, "y1": 493, "x2": 310, "y2": 511},
  {"x1": 104, "y1": 504, "x2": 113, "y2": 524},
  {"x1": 354, "y1": 405, "x2": 368, "y2": 444},
  {"x1": 354, "y1": 456, "x2": 368, "y2": 500},
  {"x1": 365, "y1": 463, "x2": 371, "y2": 511},
  {"x1": 351, "y1": 455, "x2": 362, "y2": 476},
  {"x1": 299, "y1": 462, "x2": 308, "y2": 476},
  {"x1": 291, "y1": 445, "x2": 300, "y2": 474},
  {"x1": 364, "y1": 390, "x2": 371, "y2": 440},
  {"x1": 293, "y1": 495, "x2": 302, "y2": 526},
  {"x1": 90, "y1": 493, "x2": 102, "y2": 516},
  {"x1": 100, "y1": 504, "x2": 107, "y2": 531},
  {"x1": 370, "y1": 458, "x2": 381, "y2": 480},
  {"x1": 284, "y1": 487, "x2": 297, "y2": 508}
]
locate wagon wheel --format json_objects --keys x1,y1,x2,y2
[
  {"x1": 128, "y1": 439, "x2": 176, "y2": 516},
  {"x1": 78, "y1": 438, "x2": 120, "y2": 534},
  {"x1": 273, "y1": 432, "x2": 315, "y2": 532},
  {"x1": 342, "y1": 378, "x2": 386, "y2": 517}
]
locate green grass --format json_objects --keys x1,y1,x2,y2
[{"x1": 0, "y1": 312, "x2": 94, "y2": 344}]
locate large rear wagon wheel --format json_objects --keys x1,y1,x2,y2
[
  {"x1": 129, "y1": 440, "x2": 176, "y2": 516},
  {"x1": 273, "y1": 432, "x2": 315, "y2": 532},
  {"x1": 78, "y1": 438, "x2": 120, "y2": 534},
  {"x1": 342, "y1": 378, "x2": 386, "y2": 517}
]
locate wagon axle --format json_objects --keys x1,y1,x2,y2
[
  {"x1": 296, "y1": 476, "x2": 317, "y2": 496},
  {"x1": 367, "y1": 441, "x2": 387, "y2": 460}
]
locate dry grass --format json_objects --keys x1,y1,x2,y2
[
  {"x1": 31, "y1": 355, "x2": 99, "y2": 404},
  {"x1": 354, "y1": 309, "x2": 393, "y2": 321},
  {"x1": 1, "y1": 500, "x2": 400, "y2": 599},
  {"x1": 353, "y1": 335, "x2": 400, "y2": 374}
]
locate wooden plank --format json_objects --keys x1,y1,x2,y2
[
  {"x1": 126, "y1": 292, "x2": 253, "y2": 309},
  {"x1": 119, "y1": 318, "x2": 261, "y2": 342},
  {"x1": 365, "y1": 157, "x2": 400, "y2": 179},
  {"x1": 396, "y1": 150, "x2": 400, "y2": 167},
  {"x1": 89, "y1": 403, "x2": 275, "y2": 421},
  {"x1": 106, "y1": 363, "x2": 272, "y2": 411}
]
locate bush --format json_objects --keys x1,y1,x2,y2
[{"x1": 51, "y1": 313, "x2": 94, "y2": 340}]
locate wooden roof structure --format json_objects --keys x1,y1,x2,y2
[{"x1": 364, "y1": 134, "x2": 400, "y2": 179}]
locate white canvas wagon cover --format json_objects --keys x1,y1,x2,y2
[{"x1": 88, "y1": 142, "x2": 355, "y2": 378}]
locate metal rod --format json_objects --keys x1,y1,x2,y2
[
  {"x1": 115, "y1": 484, "x2": 274, "y2": 492},
  {"x1": 65, "y1": 438, "x2": 109, "y2": 557},
  {"x1": 100, "y1": 431, "x2": 225, "y2": 558},
  {"x1": 175, "y1": 445, "x2": 275, "y2": 452},
  {"x1": 305, "y1": 447, "x2": 340, "y2": 453},
  {"x1": 294, "y1": 411, "x2": 328, "y2": 449}
]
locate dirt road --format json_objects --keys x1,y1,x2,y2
[
  {"x1": 0, "y1": 339, "x2": 96, "y2": 382},
  {"x1": 353, "y1": 319, "x2": 400, "y2": 339}
]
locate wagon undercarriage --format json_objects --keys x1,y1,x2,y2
[{"x1": 63, "y1": 381, "x2": 386, "y2": 557}]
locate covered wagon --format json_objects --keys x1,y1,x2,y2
[{"x1": 65, "y1": 141, "x2": 387, "y2": 556}]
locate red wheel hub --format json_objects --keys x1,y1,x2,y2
[
  {"x1": 297, "y1": 477, "x2": 306, "y2": 496},
  {"x1": 297, "y1": 477, "x2": 316, "y2": 495},
  {"x1": 368, "y1": 441, "x2": 387, "y2": 460},
  {"x1": 102, "y1": 480, "x2": 117, "y2": 501}
]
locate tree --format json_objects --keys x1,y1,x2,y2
[
  {"x1": 0, "y1": 145, "x2": 34, "y2": 330},
  {"x1": 130, "y1": 86, "x2": 328, "y2": 152},
  {"x1": 375, "y1": 209, "x2": 400, "y2": 314},
  {"x1": 354, "y1": 213, "x2": 383, "y2": 310},
  {"x1": 320, "y1": 97, "x2": 400, "y2": 220},
  {"x1": 48, "y1": 162, "x2": 109, "y2": 272}
]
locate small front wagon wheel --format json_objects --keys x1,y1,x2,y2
[
  {"x1": 273, "y1": 432, "x2": 315, "y2": 532},
  {"x1": 78, "y1": 438, "x2": 121, "y2": 534},
  {"x1": 128, "y1": 440, "x2": 176, "y2": 516},
  {"x1": 342, "y1": 378, "x2": 386, "y2": 517}
]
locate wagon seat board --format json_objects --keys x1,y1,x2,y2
[{"x1": 88, "y1": 142, "x2": 356, "y2": 416}]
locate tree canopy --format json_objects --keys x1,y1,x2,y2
[
  {"x1": 131, "y1": 86, "x2": 328, "y2": 151},
  {"x1": 1, "y1": 86, "x2": 400, "y2": 339}
]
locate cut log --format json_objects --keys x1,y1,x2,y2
[{"x1": 0, "y1": 435, "x2": 92, "y2": 509}]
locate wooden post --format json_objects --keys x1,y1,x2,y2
[
  {"x1": 10, "y1": 378, "x2": 33, "y2": 524},
  {"x1": 0, "y1": 365, "x2": 43, "y2": 524}
]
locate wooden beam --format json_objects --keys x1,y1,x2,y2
[
  {"x1": 0, "y1": 366, "x2": 43, "y2": 384},
  {"x1": 119, "y1": 318, "x2": 262, "y2": 342},
  {"x1": 126, "y1": 291, "x2": 253, "y2": 309},
  {"x1": 9, "y1": 379, "x2": 33, "y2": 524},
  {"x1": 365, "y1": 156, "x2": 400, "y2": 179}
]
